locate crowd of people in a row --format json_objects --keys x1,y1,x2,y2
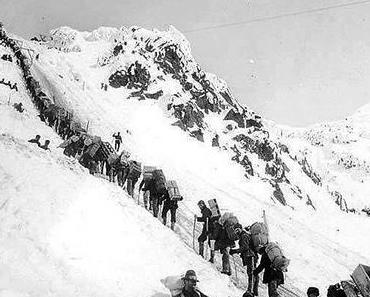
[{"x1": 0, "y1": 23, "x2": 359, "y2": 297}]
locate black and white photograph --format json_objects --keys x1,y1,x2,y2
[{"x1": 0, "y1": 1, "x2": 370, "y2": 297}]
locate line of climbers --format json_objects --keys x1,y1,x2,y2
[
  {"x1": 1, "y1": 24, "x2": 359, "y2": 297},
  {"x1": 0, "y1": 24, "x2": 185, "y2": 232},
  {"x1": 192, "y1": 200, "x2": 289, "y2": 297},
  {"x1": 166, "y1": 200, "x2": 348, "y2": 297}
]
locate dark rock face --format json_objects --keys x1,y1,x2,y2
[
  {"x1": 109, "y1": 62, "x2": 150, "y2": 91},
  {"x1": 155, "y1": 45, "x2": 185, "y2": 80},
  {"x1": 224, "y1": 109, "x2": 245, "y2": 128},
  {"x1": 233, "y1": 134, "x2": 275, "y2": 163},
  {"x1": 299, "y1": 157, "x2": 322, "y2": 186},
  {"x1": 109, "y1": 70, "x2": 129, "y2": 88},
  {"x1": 171, "y1": 103, "x2": 205, "y2": 130},
  {"x1": 271, "y1": 182, "x2": 286, "y2": 206}
]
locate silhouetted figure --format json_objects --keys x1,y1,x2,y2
[
  {"x1": 113, "y1": 132, "x2": 122, "y2": 151},
  {"x1": 28, "y1": 135, "x2": 41, "y2": 147},
  {"x1": 40, "y1": 140, "x2": 50, "y2": 151}
]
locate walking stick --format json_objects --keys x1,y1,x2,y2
[
  {"x1": 193, "y1": 215, "x2": 196, "y2": 252},
  {"x1": 232, "y1": 255, "x2": 238, "y2": 281},
  {"x1": 204, "y1": 217, "x2": 209, "y2": 259}
]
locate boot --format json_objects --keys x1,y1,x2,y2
[
  {"x1": 209, "y1": 250, "x2": 215, "y2": 263},
  {"x1": 199, "y1": 242, "x2": 204, "y2": 257},
  {"x1": 170, "y1": 222, "x2": 175, "y2": 230}
]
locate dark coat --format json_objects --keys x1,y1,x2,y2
[
  {"x1": 197, "y1": 206, "x2": 212, "y2": 235},
  {"x1": 142, "y1": 179, "x2": 162, "y2": 200},
  {"x1": 232, "y1": 231, "x2": 256, "y2": 265},
  {"x1": 161, "y1": 190, "x2": 181, "y2": 209},
  {"x1": 177, "y1": 288, "x2": 208, "y2": 297},
  {"x1": 254, "y1": 250, "x2": 284, "y2": 284},
  {"x1": 212, "y1": 221, "x2": 235, "y2": 251}
]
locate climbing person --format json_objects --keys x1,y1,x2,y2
[
  {"x1": 211, "y1": 219, "x2": 235, "y2": 275},
  {"x1": 112, "y1": 132, "x2": 122, "y2": 151},
  {"x1": 126, "y1": 160, "x2": 142, "y2": 197},
  {"x1": 40, "y1": 139, "x2": 51, "y2": 151},
  {"x1": 142, "y1": 177, "x2": 160, "y2": 217},
  {"x1": 195, "y1": 200, "x2": 212, "y2": 258},
  {"x1": 307, "y1": 287, "x2": 319, "y2": 297},
  {"x1": 28, "y1": 135, "x2": 41, "y2": 147},
  {"x1": 161, "y1": 189, "x2": 183, "y2": 230},
  {"x1": 139, "y1": 177, "x2": 151, "y2": 210},
  {"x1": 230, "y1": 225, "x2": 259, "y2": 296},
  {"x1": 13, "y1": 102, "x2": 24, "y2": 113},
  {"x1": 253, "y1": 247, "x2": 284, "y2": 297},
  {"x1": 175, "y1": 270, "x2": 208, "y2": 297}
]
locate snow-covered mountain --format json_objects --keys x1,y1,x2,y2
[
  {"x1": 1, "y1": 24, "x2": 370, "y2": 297},
  {"x1": 275, "y1": 103, "x2": 370, "y2": 213}
]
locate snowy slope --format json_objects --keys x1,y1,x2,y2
[
  {"x1": 1, "y1": 24, "x2": 370, "y2": 297},
  {"x1": 0, "y1": 50, "x2": 241, "y2": 297},
  {"x1": 275, "y1": 103, "x2": 370, "y2": 212}
]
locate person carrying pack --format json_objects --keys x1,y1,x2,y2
[
  {"x1": 139, "y1": 166, "x2": 156, "y2": 209},
  {"x1": 162, "y1": 270, "x2": 208, "y2": 297},
  {"x1": 230, "y1": 226, "x2": 259, "y2": 296},
  {"x1": 126, "y1": 160, "x2": 142, "y2": 197},
  {"x1": 142, "y1": 176, "x2": 162, "y2": 217},
  {"x1": 253, "y1": 245, "x2": 286, "y2": 297},
  {"x1": 195, "y1": 200, "x2": 212, "y2": 258},
  {"x1": 161, "y1": 189, "x2": 183, "y2": 230}
]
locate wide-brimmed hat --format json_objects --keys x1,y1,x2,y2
[{"x1": 184, "y1": 270, "x2": 199, "y2": 282}]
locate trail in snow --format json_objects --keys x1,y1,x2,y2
[{"x1": 27, "y1": 33, "x2": 370, "y2": 296}]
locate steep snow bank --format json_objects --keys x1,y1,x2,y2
[
  {"x1": 0, "y1": 99, "x2": 241, "y2": 297},
  {"x1": 26, "y1": 26, "x2": 370, "y2": 295}
]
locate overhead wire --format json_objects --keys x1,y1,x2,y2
[{"x1": 183, "y1": 0, "x2": 370, "y2": 33}]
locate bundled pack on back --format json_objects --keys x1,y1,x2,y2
[
  {"x1": 250, "y1": 222, "x2": 269, "y2": 251},
  {"x1": 129, "y1": 161, "x2": 142, "y2": 179},
  {"x1": 265, "y1": 242, "x2": 290, "y2": 272},
  {"x1": 143, "y1": 166, "x2": 156, "y2": 180},
  {"x1": 166, "y1": 180, "x2": 182, "y2": 200},
  {"x1": 208, "y1": 199, "x2": 221, "y2": 218},
  {"x1": 153, "y1": 169, "x2": 167, "y2": 194},
  {"x1": 219, "y1": 212, "x2": 239, "y2": 241},
  {"x1": 161, "y1": 275, "x2": 184, "y2": 297}
]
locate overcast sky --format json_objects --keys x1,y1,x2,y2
[{"x1": 2, "y1": 0, "x2": 370, "y2": 126}]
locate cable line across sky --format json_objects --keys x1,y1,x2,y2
[{"x1": 183, "y1": 0, "x2": 370, "y2": 34}]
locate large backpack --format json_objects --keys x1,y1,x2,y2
[
  {"x1": 128, "y1": 160, "x2": 142, "y2": 179},
  {"x1": 166, "y1": 180, "x2": 182, "y2": 200},
  {"x1": 219, "y1": 212, "x2": 239, "y2": 241},
  {"x1": 250, "y1": 222, "x2": 269, "y2": 250},
  {"x1": 161, "y1": 275, "x2": 184, "y2": 297},
  {"x1": 265, "y1": 242, "x2": 290, "y2": 272},
  {"x1": 143, "y1": 166, "x2": 156, "y2": 181},
  {"x1": 86, "y1": 142, "x2": 101, "y2": 158},
  {"x1": 153, "y1": 169, "x2": 167, "y2": 194},
  {"x1": 208, "y1": 199, "x2": 221, "y2": 218}
]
